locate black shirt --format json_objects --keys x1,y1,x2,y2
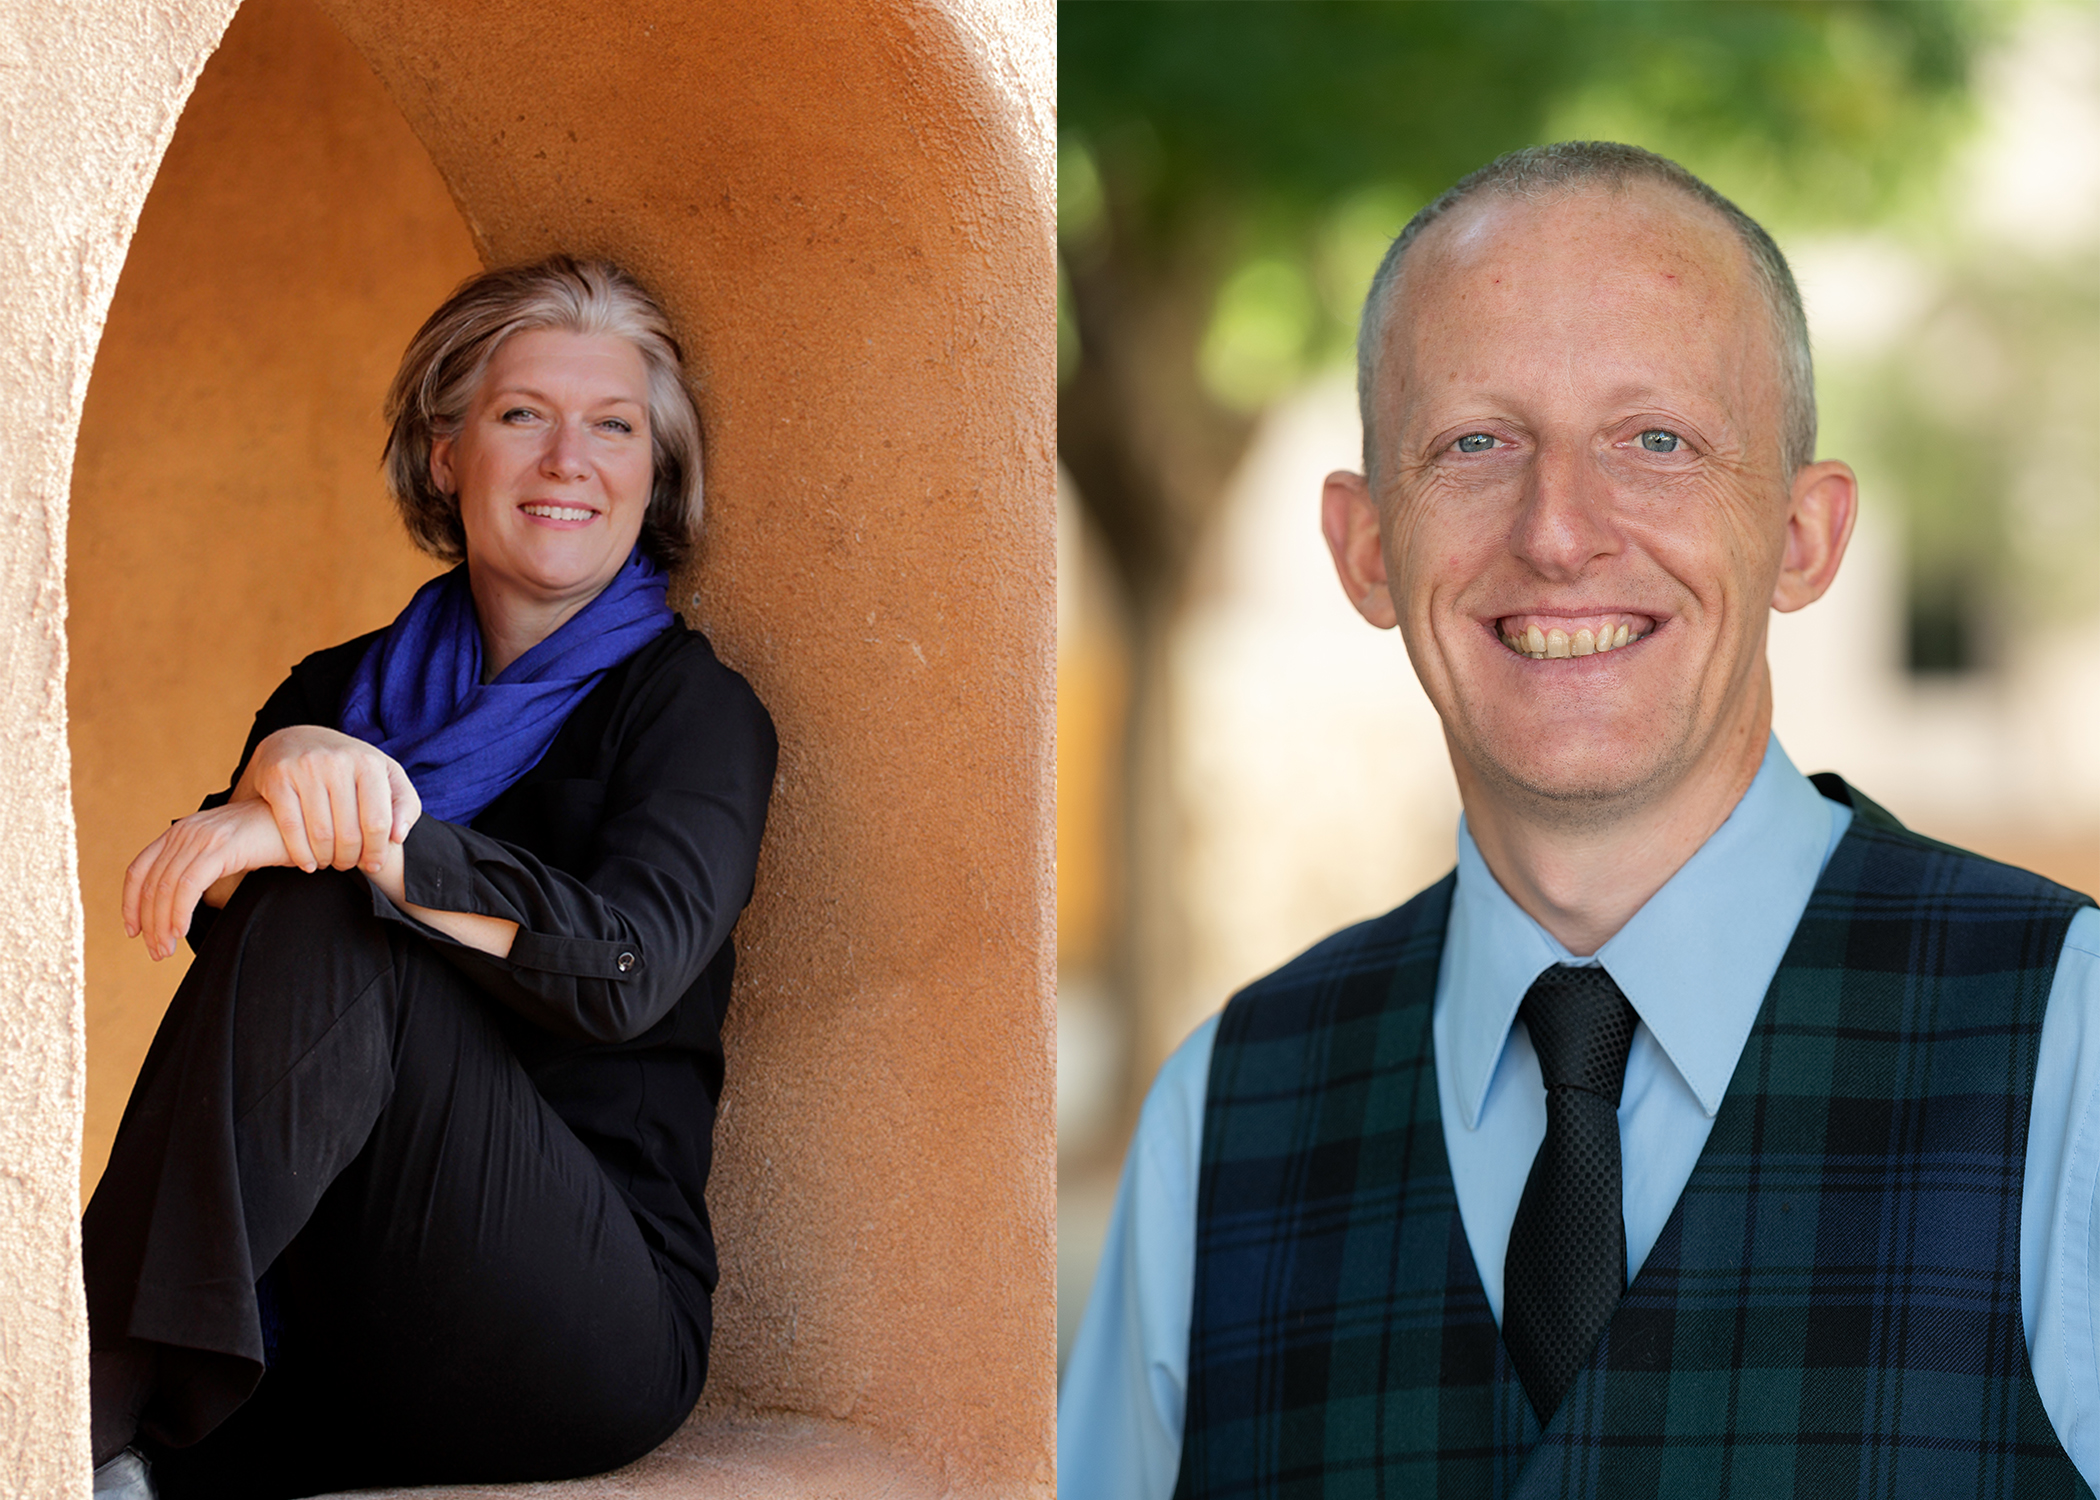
[{"x1": 194, "y1": 622, "x2": 777, "y2": 1328}]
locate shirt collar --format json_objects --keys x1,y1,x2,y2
[{"x1": 1439, "y1": 735, "x2": 1848, "y2": 1128}]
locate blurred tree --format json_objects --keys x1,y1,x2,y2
[{"x1": 1059, "y1": 0, "x2": 1994, "y2": 1090}]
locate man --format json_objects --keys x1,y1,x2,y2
[{"x1": 1060, "y1": 142, "x2": 2100, "y2": 1497}]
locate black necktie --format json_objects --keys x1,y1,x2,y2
[{"x1": 1502, "y1": 963, "x2": 1639, "y2": 1423}]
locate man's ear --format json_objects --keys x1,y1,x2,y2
[
  {"x1": 429, "y1": 435, "x2": 456, "y2": 497},
  {"x1": 1321, "y1": 469, "x2": 1398, "y2": 629},
  {"x1": 1772, "y1": 459, "x2": 1858, "y2": 614}
]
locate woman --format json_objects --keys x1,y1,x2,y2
[{"x1": 84, "y1": 258, "x2": 775, "y2": 1500}]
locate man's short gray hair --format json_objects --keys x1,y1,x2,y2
[
  {"x1": 383, "y1": 256, "x2": 704, "y2": 571},
  {"x1": 1355, "y1": 142, "x2": 1815, "y2": 479}
]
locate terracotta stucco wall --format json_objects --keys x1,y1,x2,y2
[
  {"x1": 0, "y1": 4, "x2": 246, "y2": 1491},
  {"x1": 70, "y1": 0, "x2": 472, "y2": 1201},
  {"x1": 4, "y1": 0, "x2": 1054, "y2": 1494}
]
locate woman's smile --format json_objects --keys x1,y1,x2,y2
[{"x1": 519, "y1": 501, "x2": 600, "y2": 525}]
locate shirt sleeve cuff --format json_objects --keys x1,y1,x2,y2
[{"x1": 392, "y1": 816, "x2": 645, "y2": 981}]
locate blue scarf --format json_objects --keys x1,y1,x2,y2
[{"x1": 339, "y1": 551, "x2": 676, "y2": 823}]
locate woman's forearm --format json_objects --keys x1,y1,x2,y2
[
  {"x1": 368, "y1": 837, "x2": 520, "y2": 959},
  {"x1": 192, "y1": 841, "x2": 518, "y2": 958}
]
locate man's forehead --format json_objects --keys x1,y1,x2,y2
[
  {"x1": 1372, "y1": 182, "x2": 1772, "y2": 410},
  {"x1": 1411, "y1": 181, "x2": 1751, "y2": 303},
  {"x1": 1355, "y1": 176, "x2": 1791, "y2": 477}
]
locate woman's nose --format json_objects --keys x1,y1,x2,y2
[{"x1": 540, "y1": 422, "x2": 590, "y2": 480}]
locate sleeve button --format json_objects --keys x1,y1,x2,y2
[{"x1": 617, "y1": 951, "x2": 636, "y2": 973}]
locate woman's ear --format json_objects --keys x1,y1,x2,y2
[
  {"x1": 1772, "y1": 459, "x2": 1858, "y2": 614},
  {"x1": 1322, "y1": 469, "x2": 1398, "y2": 629},
  {"x1": 428, "y1": 435, "x2": 456, "y2": 497}
]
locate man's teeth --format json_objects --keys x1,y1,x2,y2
[
  {"x1": 1504, "y1": 622, "x2": 1639, "y2": 659},
  {"x1": 522, "y1": 504, "x2": 593, "y2": 521}
]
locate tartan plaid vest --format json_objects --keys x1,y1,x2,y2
[{"x1": 1177, "y1": 780, "x2": 2095, "y2": 1498}]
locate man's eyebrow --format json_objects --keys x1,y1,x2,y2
[{"x1": 1587, "y1": 379, "x2": 1739, "y2": 417}]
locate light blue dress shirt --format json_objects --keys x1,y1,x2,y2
[{"x1": 1060, "y1": 738, "x2": 2100, "y2": 1496}]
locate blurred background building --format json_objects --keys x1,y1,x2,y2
[{"x1": 1057, "y1": 0, "x2": 2100, "y2": 1367}]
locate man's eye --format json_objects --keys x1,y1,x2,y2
[
  {"x1": 1638, "y1": 429, "x2": 1682, "y2": 453},
  {"x1": 1454, "y1": 433, "x2": 1497, "y2": 454}
]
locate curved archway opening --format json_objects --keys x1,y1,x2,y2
[
  {"x1": 71, "y1": 0, "x2": 475, "y2": 1202},
  {"x1": 66, "y1": 0, "x2": 1054, "y2": 1491}
]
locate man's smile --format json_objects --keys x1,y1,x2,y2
[{"x1": 1494, "y1": 612, "x2": 1660, "y2": 659}]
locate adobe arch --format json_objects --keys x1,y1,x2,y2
[{"x1": 7, "y1": 0, "x2": 1053, "y2": 1493}]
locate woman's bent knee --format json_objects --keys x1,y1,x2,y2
[
  {"x1": 217, "y1": 866, "x2": 387, "y2": 950},
  {"x1": 212, "y1": 869, "x2": 400, "y2": 1032}
]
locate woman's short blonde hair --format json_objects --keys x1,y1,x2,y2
[{"x1": 382, "y1": 256, "x2": 704, "y2": 571}]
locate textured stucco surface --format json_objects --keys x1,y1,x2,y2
[
  {"x1": 0, "y1": 4, "x2": 243, "y2": 1493},
  {"x1": 70, "y1": 0, "x2": 471, "y2": 1201},
  {"x1": 8, "y1": 0, "x2": 1053, "y2": 1495}
]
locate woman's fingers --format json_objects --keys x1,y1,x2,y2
[
  {"x1": 149, "y1": 822, "x2": 224, "y2": 961},
  {"x1": 250, "y1": 731, "x2": 409, "y2": 871},
  {"x1": 121, "y1": 828, "x2": 171, "y2": 938},
  {"x1": 312, "y1": 751, "x2": 390, "y2": 870},
  {"x1": 387, "y1": 760, "x2": 420, "y2": 841},
  {"x1": 128, "y1": 727, "x2": 418, "y2": 959},
  {"x1": 153, "y1": 806, "x2": 258, "y2": 957},
  {"x1": 356, "y1": 757, "x2": 395, "y2": 872},
  {"x1": 125, "y1": 803, "x2": 294, "y2": 960},
  {"x1": 300, "y1": 759, "x2": 343, "y2": 870},
  {"x1": 386, "y1": 757, "x2": 422, "y2": 844},
  {"x1": 265, "y1": 781, "x2": 320, "y2": 874},
  {"x1": 142, "y1": 822, "x2": 196, "y2": 959},
  {"x1": 157, "y1": 861, "x2": 221, "y2": 961}
]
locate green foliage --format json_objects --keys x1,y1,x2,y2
[
  {"x1": 1062, "y1": 0, "x2": 1997, "y2": 406},
  {"x1": 1198, "y1": 258, "x2": 1317, "y2": 411},
  {"x1": 1063, "y1": 1, "x2": 1985, "y2": 218}
]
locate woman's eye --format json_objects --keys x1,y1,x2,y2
[
  {"x1": 1454, "y1": 433, "x2": 1497, "y2": 454},
  {"x1": 1638, "y1": 429, "x2": 1682, "y2": 453},
  {"x1": 600, "y1": 418, "x2": 633, "y2": 435},
  {"x1": 501, "y1": 407, "x2": 537, "y2": 424}
]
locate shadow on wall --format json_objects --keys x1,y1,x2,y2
[{"x1": 62, "y1": 0, "x2": 1053, "y2": 1493}]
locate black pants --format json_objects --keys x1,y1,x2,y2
[{"x1": 83, "y1": 869, "x2": 705, "y2": 1500}]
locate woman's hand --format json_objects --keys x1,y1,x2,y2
[
  {"x1": 123, "y1": 799, "x2": 297, "y2": 961},
  {"x1": 234, "y1": 726, "x2": 422, "y2": 875}
]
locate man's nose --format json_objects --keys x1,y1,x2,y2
[{"x1": 1509, "y1": 440, "x2": 1618, "y2": 580}]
